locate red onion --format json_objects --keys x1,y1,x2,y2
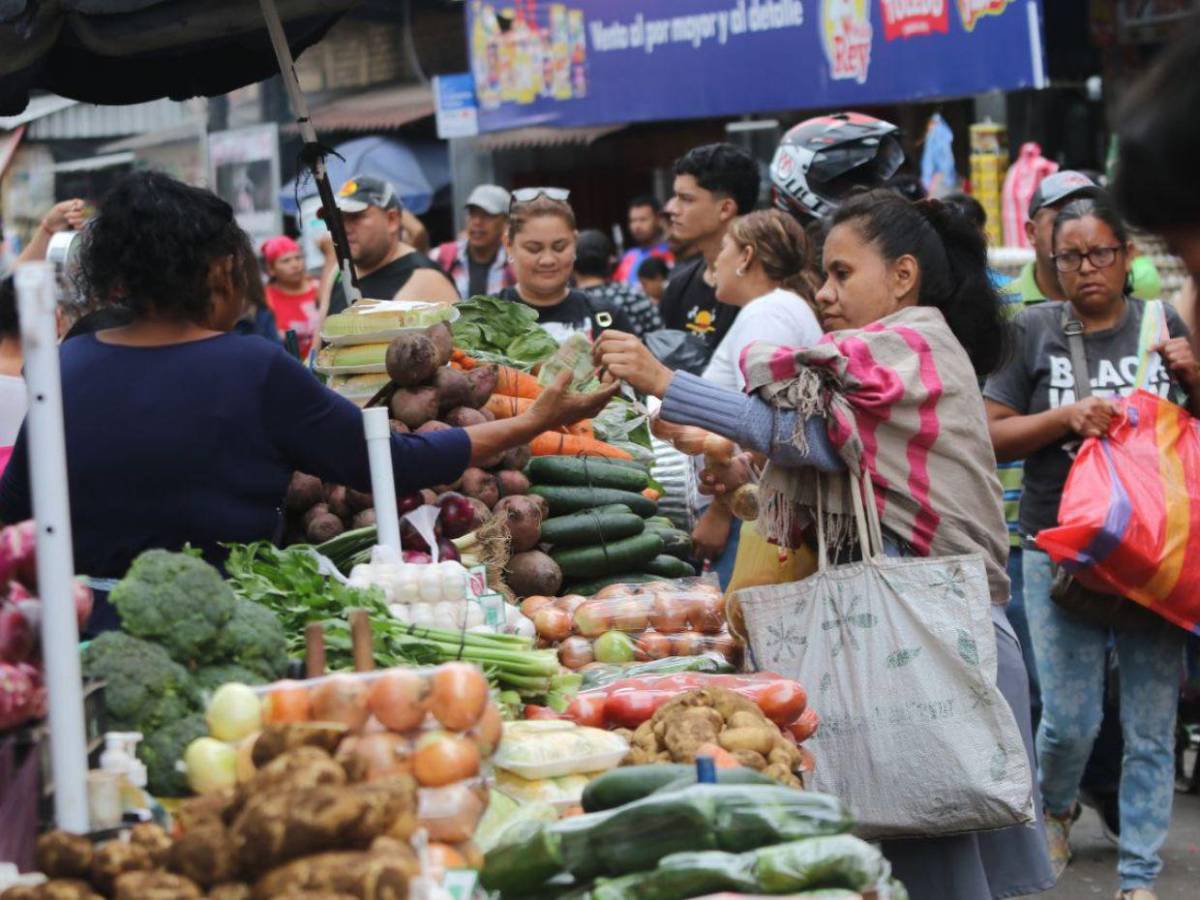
[
  {"x1": 438, "y1": 493, "x2": 476, "y2": 539},
  {"x1": 437, "y1": 538, "x2": 460, "y2": 562},
  {"x1": 402, "y1": 550, "x2": 433, "y2": 564}
]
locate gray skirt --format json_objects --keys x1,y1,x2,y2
[{"x1": 880, "y1": 609, "x2": 1056, "y2": 899}]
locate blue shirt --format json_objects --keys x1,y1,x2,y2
[{"x1": 0, "y1": 333, "x2": 470, "y2": 586}]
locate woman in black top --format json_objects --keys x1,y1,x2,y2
[{"x1": 497, "y1": 191, "x2": 635, "y2": 343}]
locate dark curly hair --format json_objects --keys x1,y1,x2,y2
[
  {"x1": 75, "y1": 171, "x2": 247, "y2": 322},
  {"x1": 831, "y1": 189, "x2": 1010, "y2": 377},
  {"x1": 673, "y1": 143, "x2": 761, "y2": 215},
  {"x1": 0, "y1": 275, "x2": 17, "y2": 339}
]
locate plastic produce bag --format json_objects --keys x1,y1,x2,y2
[
  {"x1": 493, "y1": 720, "x2": 628, "y2": 779},
  {"x1": 589, "y1": 851, "x2": 756, "y2": 900},
  {"x1": 750, "y1": 835, "x2": 890, "y2": 893},
  {"x1": 644, "y1": 329, "x2": 711, "y2": 375},
  {"x1": 1036, "y1": 388, "x2": 1200, "y2": 635}
]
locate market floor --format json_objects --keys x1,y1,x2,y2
[{"x1": 1044, "y1": 789, "x2": 1200, "y2": 899}]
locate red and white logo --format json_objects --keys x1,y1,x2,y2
[
  {"x1": 957, "y1": 0, "x2": 1013, "y2": 32},
  {"x1": 880, "y1": 0, "x2": 949, "y2": 40},
  {"x1": 821, "y1": 0, "x2": 873, "y2": 84}
]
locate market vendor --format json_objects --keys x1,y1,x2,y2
[
  {"x1": 496, "y1": 189, "x2": 636, "y2": 343},
  {"x1": 0, "y1": 171, "x2": 616, "y2": 634}
]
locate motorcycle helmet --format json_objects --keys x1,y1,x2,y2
[{"x1": 770, "y1": 112, "x2": 905, "y2": 221}]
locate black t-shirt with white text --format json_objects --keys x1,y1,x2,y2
[
  {"x1": 658, "y1": 256, "x2": 738, "y2": 357},
  {"x1": 497, "y1": 287, "x2": 635, "y2": 343}
]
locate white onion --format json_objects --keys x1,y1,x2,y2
[
  {"x1": 464, "y1": 602, "x2": 486, "y2": 629},
  {"x1": 388, "y1": 603, "x2": 411, "y2": 624},
  {"x1": 417, "y1": 566, "x2": 444, "y2": 604},
  {"x1": 410, "y1": 603, "x2": 435, "y2": 627}
]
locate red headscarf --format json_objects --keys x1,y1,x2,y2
[{"x1": 261, "y1": 235, "x2": 301, "y2": 267}]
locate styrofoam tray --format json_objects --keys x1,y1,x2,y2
[{"x1": 320, "y1": 303, "x2": 459, "y2": 346}]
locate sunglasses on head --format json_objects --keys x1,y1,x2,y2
[{"x1": 510, "y1": 187, "x2": 570, "y2": 209}]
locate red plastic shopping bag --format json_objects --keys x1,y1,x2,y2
[{"x1": 1036, "y1": 389, "x2": 1200, "y2": 635}]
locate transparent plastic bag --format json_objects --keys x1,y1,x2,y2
[{"x1": 492, "y1": 720, "x2": 628, "y2": 779}]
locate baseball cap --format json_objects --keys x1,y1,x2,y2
[
  {"x1": 1028, "y1": 170, "x2": 1103, "y2": 218},
  {"x1": 327, "y1": 174, "x2": 401, "y2": 214},
  {"x1": 465, "y1": 184, "x2": 512, "y2": 216}
]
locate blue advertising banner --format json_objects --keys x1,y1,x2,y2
[{"x1": 466, "y1": 1, "x2": 1045, "y2": 133}]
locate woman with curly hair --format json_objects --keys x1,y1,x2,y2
[{"x1": 0, "y1": 171, "x2": 614, "y2": 633}]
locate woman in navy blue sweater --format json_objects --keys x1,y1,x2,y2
[{"x1": 0, "y1": 172, "x2": 613, "y2": 631}]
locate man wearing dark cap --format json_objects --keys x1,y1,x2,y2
[
  {"x1": 1009, "y1": 170, "x2": 1160, "y2": 306},
  {"x1": 322, "y1": 174, "x2": 457, "y2": 316}
]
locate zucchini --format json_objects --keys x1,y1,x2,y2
[
  {"x1": 530, "y1": 485, "x2": 658, "y2": 518},
  {"x1": 565, "y1": 573, "x2": 658, "y2": 596},
  {"x1": 539, "y1": 511, "x2": 645, "y2": 548},
  {"x1": 526, "y1": 457, "x2": 649, "y2": 492},
  {"x1": 581, "y1": 764, "x2": 776, "y2": 813},
  {"x1": 642, "y1": 554, "x2": 697, "y2": 578},
  {"x1": 551, "y1": 532, "x2": 664, "y2": 579}
]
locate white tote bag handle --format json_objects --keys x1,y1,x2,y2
[{"x1": 815, "y1": 469, "x2": 884, "y2": 568}]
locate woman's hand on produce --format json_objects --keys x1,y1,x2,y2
[
  {"x1": 593, "y1": 330, "x2": 673, "y2": 398},
  {"x1": 691, "y1": 504, "x2": 732, "y2": 561},
  {"x1": 1155, "y1": 336, "x2": 1200, "y2": 390},
  {"x1": 698, "y1": 453, "x2": 755, "y2": 497},
  {"x1": 526, "y1": 370, "x2": 620, "y2": 433},
  {"x1": 1061, "y1": 396, "x2": 1118, "y2": 438}
]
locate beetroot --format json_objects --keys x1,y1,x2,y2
[
  {"x1": 389, "y1": 385, "x2": 440, "y2": 429},
  {"x1": 497, "y1": 470, "x2": 531, "y2": 497},
  {"x1": 505, "y1": 550, "x2": 562, "y2": 598},
  {"x1": 439, "y1": 494, "x2": 477, "y2": 540},
  {"x1": 286, "y1": 473, "x2": 324, "y2": 514},
  {"x1": 347, "y1": 489, "x2": 373, "y2": 513},
  {"x1": 420, "y1": 489, "x2": 439, "y2": 506},
  {"x1": 389, "y1": 420, "x2": 411, "y2": 435},
  {"x1": 466, "y1": 366, "x2": 499, "y2": 408},
  {"x1": 0, "y1": 605, "x2": 35, "y2": 663},
  {"x1": 386, "y1": 333, "x2": 440, "y2": 386},
  {"x1": 443, "y1": 406, "x2": 486, "y2": 428},
  {"x1": 400, "y1": 520, "x2": 430, "y2": 553},
  {"x1": 459, "y1": 468, "x2": 499, "y2": 509},
  {"x1": 397, "y1": 492, "x2": 425, "y2": 515},
  {"x1": 494, "y1": 496, "x2": 542, "y2": 553},
  {"x1": 416, "y1": 420, "x2": 450, "y2": 434},
  {"x1": 352, "y1": 509, "x2": 377, "y2": 529},
  {"x1": 434, "y1": 367, "x2": 473, "y2": 413},
  {"x1": 425, "y1": 321, "x2": 454, "y2": 367},
  {"x1": 325, "y1": 485, "x2": 352, "y2": 521},
  {"x1": 466, "y1": 498, "x2": 492, "y2": 530},
  {"x1": 499, "y1": 444, "x2": 532, "y2": 471},
  {"x1": 306, "y1": 513, "x2": 345, "y2": 544}
]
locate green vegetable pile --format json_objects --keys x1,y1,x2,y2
[
  {"x1": 81, "y1": 550, "x2": 290, "y2": 795},
  {"x1": 451, "y1": 295, "x2": 559, "y2": 367}
]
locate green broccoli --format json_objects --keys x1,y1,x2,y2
[
  {"x1": 141, "y1": 713, "x2": 208, "y2": 797},
  {"x1": 193, "y1": 662, "x2": 267, "y2": 693},
  {"x1": 110, "y1": 550, "x2": 235, "y2": 666},
  {"x1": 211, "y1": 597, "x2": 289, "y2": 681},
  {"x1": 82, "y1": 631, "x2": 201, "y2": 733}
]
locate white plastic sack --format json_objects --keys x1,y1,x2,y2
[{"x1": 735, "y1": 477, "x2": 1033, "y2": 840}]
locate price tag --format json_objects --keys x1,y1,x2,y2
[{"x1": 442, "y1": 870, "x2": 478, "y2": 899}]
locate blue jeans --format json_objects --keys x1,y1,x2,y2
[
  {"x1": 1023, "y1": 548, "x2": 1185, "y2": 890},
  {"x1": 1006, "y1": 546, "x2": 1041, "y2": 729}
]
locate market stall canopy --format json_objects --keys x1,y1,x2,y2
[
  {"x1": 280, "y1": 136, "x2": 449, "y2": 217},
  {"x1": 0, "y1": 0, "x2": 358, "y2": 115}
]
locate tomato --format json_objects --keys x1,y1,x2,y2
[
  {"x1": 648, "y1": 673, "x2": 707, "y2": 692},
  {"x1": 740, "y1": 679, "x2": 807, "y2": 725},
  {"x1": 564, "y1": 693, "x2": 606, "y2": 729},
  {"x1": 788, "y1": 707, "x2": 820, "y2": 742},
  {"x1": 604, "y1": 690, "x2": 672, "y2": 729},
  {"x1": 523, "y1": 704, "x2": 564, "y2": 720}
]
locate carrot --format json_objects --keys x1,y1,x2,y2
[
  {"x1": 496, "y1": 365, "x2": 542, "y2": 399},
  {"x1": 694, "y1": 743, "x2": 740, "y2": 769},
  {"x1": 484, "y1": 393, "x2": 536, "y2": 419},
  {"x1": 642, "y1": 487, "x2": 662, "y2": 502},
  {"x1": 529, "y1": 432, "x2": 632, "y2": 459},
  {"x1": 450, "y1": 348, "x2": 477, "y2": 370}
]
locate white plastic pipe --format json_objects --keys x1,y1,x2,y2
[
  {"x1": 363, "y1": 408, "x2": 401, "y2": 555},
  {"x1": 14, "y1": 262, "x2": 89, "y2": 832}
]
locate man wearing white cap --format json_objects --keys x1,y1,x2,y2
[{"x1": 434, "y1": 185, "x2": 517, "y2": 299}]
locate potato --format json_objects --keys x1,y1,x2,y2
[
  {"x1": 286, "y1": 473, "x2": 325, "y2": 514},
  {"x1": 129, "y1": 822, "x2": 173, "y2": 868},
  {"x1": 174, "y1": 789, "x2": 237, "y2": 832},
  {"x1": 36, "y1": 831, "x2": 93, "y2": 881},
  {"x1": 252, "y1": 850, "x2": 414, "y2": 900},
  {"x1": 29, "y1": 881, "x2": 101, "y2": 900},
  {"x1": 385, "y1": 333, "x2": 439, "y2": 386},
  {"x1": 113, "y1": 871, "x2": 202, "y2": 900},
  {"x1": 465, "y1": 366, "x2": 499, "y2": 408},
  {"x1": 424, "y1": 321, "x2": 454, "y2": 367},
  {"x1": 241, "y1": 746, "x2": 347, "y2": 804},
  {"x1": 498, "y1": 444, "x2": 532, "y2": 471},
  {"x1": 0, "y1": 886, "x2": 39, "y2": 900},
  {"x1": 493, "y1": 496, "x2": 541, "y2": 553},
  {"x1": 251, "y1": 723, "x2": 347, "y2": 768},
  {"x1": 731, "y1": 749, "x2": 768, "y2": 770},
  {"x1": 496, "y1": 470, "x2": 531, "y2": 498},
  {"x1": 306, "y1": 513, "x2": 345, "y2": 544},
  {"x1": 389, "y1": 385, "x2": 439, "y2": 429},
  {"x1": 459, "y1": 468, "x2": 499, "y2": 508},
  {"x1": 206, "y1": 885, "x2": 252, "y2": 900},
  {"x1": 442, "y1": 406, "x2": 486, "y2": 428},
  {"x1": 169, "y1": 822, "x2": 237, "y2": 888},
  {"x1": 433, "y1": 368, "x2": 473, "y2": 413},
  {"x1": 89, "y1": 842, "x2": 154, "y2": 896},
  {"x1": 505, "y1": 550, "x2": 562, "y2": 598}
]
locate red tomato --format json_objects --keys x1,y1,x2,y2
[
  {"x1": 788, "y1": 707, "x2": 820, "y2": 742},
  {"x1": 523, "y1": 704, "x2": 564, "y2": 720},
  {"x1": 564, "y1": 693, "x2": 606, "y2": 728},
  {"x1": 741, "y1": 679, "x2": 807, "y2": 725},
  {"x1": 604, "y1": 690, "x2": 672, "y2": 729},
  {"x1": 649, "y1": 673, "x2": 707, "y2": 691}
]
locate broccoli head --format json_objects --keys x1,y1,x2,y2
[
  {"x1": 193, "y1": 662, "x2": 267, "y2": 693},
  {"x1": 110, "y1": 550, "x2": 235, "y2": 666},
  {"x1": 82, "y1": 631, "x2": 201, "y2": 733},
  {"x1": 141, "y1": 713, "x2": 208, "y2": 797},
  {"x1": 211, "y1": 597, "x2": 289, "y2": 681}
]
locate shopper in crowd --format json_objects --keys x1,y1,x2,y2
[
  {"x1": 613, "y1": 194, "x2": 673, "y2": 285},
  {"x1": 0, "y1": 277, "x2": 26, "y2": 454},
  {"x1": 885, "y1": 172, "x2": 927, "y2": 202},
  {"x1": 231, "y1": 251, "x2": 279, "y2": 344},
  {"x1": 574, "y1": 229, "x2": 662, "y2": 338},
  {"x1": 434, "y1": 184, "x2": 516, "y2": 299},
  {"x1": 321, "y1": 174, "x2": 458, "y2": 315},
  {"x1": 636, "y1": 256, "x2": 670, "y2": 304},
  {"x1": 0, "y1": 171, "x2": 615, "y2": 634},
  {"x1": 496, "y1": 190, "x2": 634, "y2": 342},
  {"x1": 660, "y1": 143, "x2": 760, "y2": 358},
  {"x1": 984, "y1": 196, "x2": 1196, "y2": 899},
  {"x1": 596, "y1": 190, "x2": 1053, "y2": 899},
  {"x1": 1011, "y1": 171, "x2": 1160, "y2": 306},
  {"x1": 261, "y1": 235, "x2": 318, "y2": 357}
]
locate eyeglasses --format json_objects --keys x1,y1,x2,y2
[
  {"x1": 510, "y1": 187, "x2": 570, "y2": 209},
  {"x1": 1052, "y1": 245, "x2": 1124, "y2": 273}
]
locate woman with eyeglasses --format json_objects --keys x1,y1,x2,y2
[
  {"x1": 497, "y1": 189, "x2": 636, "y2": 343},
  {"x1": 984, "y1": 195, "x2": 1199, "y2": 899}
]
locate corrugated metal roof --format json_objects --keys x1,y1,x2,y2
[
  {"x1": 25, "y1": 97, "x2": 205, "y2": 140},
  {"x1": 291, "y1": 83, "x2": 434, "y2": 133},
  {"x1": 475, "y1": 124, "x2": 624, "y2": 151},
  {"x1": 0, "y1": 95, "x2": 78, "y2": 130}
]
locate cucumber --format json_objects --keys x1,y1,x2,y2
[
  {"x1": 530, "y1": 485, "x2": 658, "y2": 518},
  {"x1": 551, "y1": 532, "x2": 664, "y2": 579},
  {"x1": 590, "y1": 503, "x2": 635, "y2": 515},
  {"x1": 539, "y1": 511, "x2": 645, "y2": 548},
  {"x1": 577, "y1": 455, "x2": 650, "y2": 472},
  {"x1": 565, "y1": 573, "x2": 659, "y2": 596},
  {"x1": 526, "y1": 457, "x2": 649, "y2": 492},
  {"x1": 581, "y1": 765, "x2": 780, "y2": 813},
  {"x1": 642, "y1": 554, "x2": 697, "y2": 578},
  {"x1": 644, "y1": 527, "x2": 693, "y2": 560},
  {"x1": 644, "y1": 516, "x2": 675, "y2": 529}
]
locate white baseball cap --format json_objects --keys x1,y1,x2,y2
[{"x1": 464, "y1": 184, "x2": 512, "y2": 216}]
